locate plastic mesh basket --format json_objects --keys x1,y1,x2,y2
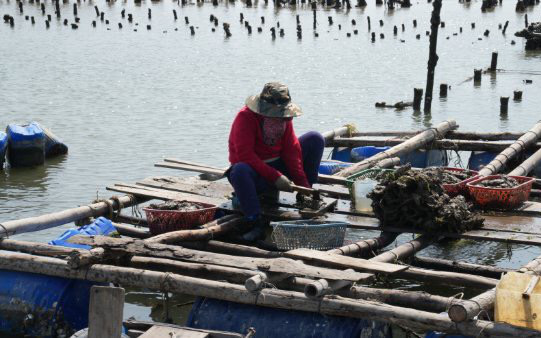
[
  {"x1": 345, "y1": 168, "x2": 395, "y2": 196},
  {"x1": 466, "y1": 175, "x2": 535, "y2": 210},
  {"x1": 440, "y1": 167, "x2": 479, "y2": 197},
  {"x1": 271, "y1": 220, "x2": 348, "y2": 251},
  {"x1": 143, "y1": 201, "x2": 217, "y2": 235}
]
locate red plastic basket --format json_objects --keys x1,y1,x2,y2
[
  {"x1": 440, "y1": 167, "x2": 479, "y2": 197},
  {"x1": 143, "y1": 201, "x2": 217, "y2": 235},
  {"x1": 466, "y1": 175, "x2": 535, "y2": 210}
]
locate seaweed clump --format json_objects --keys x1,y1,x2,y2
[{"x1": 368, "y1": 166, "x2": 484, "y2": 233}]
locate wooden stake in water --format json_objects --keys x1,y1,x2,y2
[
  {"x1": 423, "y1": 0, "x2": 442, "y2": 114},
  {"x1": 88, "y1": 286, "x2": 125, "y2": 338},
  {"x1": 490, "y1": 51, "x2": 498, "y2": 71}
]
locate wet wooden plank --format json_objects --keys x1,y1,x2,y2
[
  {"x1": 285, "y1": 248, "x2": 408, "y2": 274},
  {"x1": 140, "y1": 326, "x2": 209, "y2": 338},
  {"x1": 70, "y1": 236, "x2": 369, "y2": 281}
]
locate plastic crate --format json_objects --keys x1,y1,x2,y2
[
  {"x1": 466, "y1": 175, "x2": 535, "y2": 210},
  {"x1": 440, "y1": 167, "x2": 479, "y2": 197},
  {"x1": 345, "y1": 168, "x2": 395, "y2": 196},
  {"x1": 271, "y1": 220, "x2": 348, "y2": 251},
  {"x1": 143, "y1": 201, "x2": 217, "y2": 235}
]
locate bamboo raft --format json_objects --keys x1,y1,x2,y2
[{"x1": 3, "y1": 120, "x2": 541, "y2": 337}]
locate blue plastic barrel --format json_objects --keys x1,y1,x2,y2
[
  {"x1": 0, "y1": 270, "x2": 96, "y2": 337},
  {"x1": 187, "y1": 297, "x2": 392, "y2": 338},
  {"x1": 400, "y1": 150, "x2": 448, "y2": 168},
  {"x1": 0, "y1": 132, "x2": 7, "y2": 169},
  {"x1": 350, "y1": 146, "x2": 390, "y2": 162},
  {"x1": 0, "y1": 218, "x2": 116, "y2": 337},
  {"x1": 318, "y1": 161, "x2": 352, "y2": 175},
  {"x1": 467, "y1": 151, "x2": 497, "y2": 171},
  {"x1": 6, "y1": 122, "x2": 45, "y2": 167},
  {"x1": 331, "y1": 147, "x2": 352, "y2": 162}
]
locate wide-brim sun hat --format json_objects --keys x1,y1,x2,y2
[{"x1": 245, "y1": 82, "x2": 303, "y2": 118}]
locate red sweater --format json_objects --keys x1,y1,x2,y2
[{"x1": 228, "y1": 106, "x2": 309, "y2": 188}]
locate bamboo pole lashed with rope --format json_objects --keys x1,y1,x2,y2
[
  {"x1": 478, "y1": 120, "x2": 541, "y2": 177},
  {"x1": 333, "y1": 120, "x2": 457, "y2": 177}
]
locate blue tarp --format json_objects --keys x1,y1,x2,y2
[{"x1": 49, "y1": 217, "x2": 118, "y2": 249}]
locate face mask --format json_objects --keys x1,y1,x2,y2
[{"x1": 262, "y1": 117, "x2": 287, "y2": 146}]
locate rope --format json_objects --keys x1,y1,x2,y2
[
  {"x1": 109, "y1": 195, "x2": 124, "y2": 221},
  {"x1": 92, "y1": 198, "x2": 114, "y2": 220},
  {"x1": 445, "y1": 292, "x2": 465, "y2": 311}
]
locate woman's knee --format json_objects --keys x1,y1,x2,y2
[
  {"x1": 229, "y1": 162, "x2": 256, "y2": 182},
  {"x1": 300, "y1": 131, "x2": 325, "y2": 151}
]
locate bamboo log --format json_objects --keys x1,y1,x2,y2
[
  {"x1": 370, "y1": 235, "x2": 438, "y2": 263},
  {"x1": 334, "y1": 120, "x2": 457, "y2": 177},
  {"x1": 329, "y1": 138, "x2": 541, "y2": 153},
  {"x1": 0, "y1": 251, "x2": 538, "y2": 337},
  {"x1": 448, "y1": 253, "x2": 541, "y2": 322},
  {"x1": 412, "y1": 256, "x2": 509, "y2": 279},
  {"x1": 478, "y1": 120, "x2": 541, "y2": 176},
  {"x1": 374, "y1": 157, "x2": 401, "y2": 169},
  {"x1": 350, "y1": 131, "x2": 523, "y2": 141},
  {"x1": 321, "y1": 125, "x2": 355, "y2": 144},
  {"x1": 0, "y1": 195, "x2": 142, "y2": 237},
  {"x1": 129, "y1": 256, "x2": 261, "y2": 284},
  {"x1": 179, "y1": 240, "x2": 282, "y2": 258},
  {"x1": 345, "y1": 286, "x2": 453, "y2": 313},
  {"x1": 113, "y1": 223, "x2": 151, "y2": 238},
  {"x1": 245, "y1": 272, "x2": 289, "y2": 292},
  {"x1": 508, "y1": 147, "x2": 541, "y2": 176},
  {"x1": 327, "y1": 232, "x2": 398, "y2": 256},
  {"x1": 144, "y1": 215, "x2": 245, "y2": 244},
  {"x1": 305, "y1": 276, "x2": 352, "y2": 299}
]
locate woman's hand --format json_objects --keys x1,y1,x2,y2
[{"x1": 275, "y1": 175, "x2": 293, "y2": 192}]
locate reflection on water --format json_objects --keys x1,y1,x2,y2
[{"x1": 1, "y1": 0, "x2": 541, "y2": 325}]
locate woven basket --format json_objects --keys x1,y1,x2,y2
[
  {"x1": 143, "y1": 201, "x2": 217, "y2": 235},
  {"x1": 466, "y1": 175, "x2": 535, "y2": 210},
  {"x1": 271, "y1": 220, "x2": 348, "y2": 251}
]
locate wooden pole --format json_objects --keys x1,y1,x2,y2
[
  {"x1": 412, "y1": 256, "x2": 509, "y2": 279},
  {"x1": 413, "y1": 88, "x2": 423, "y2": 110},
  {"x1": 349, "y1": 131, "x2": 523, "y2": 141},
  {"x1": 144, "y1": 215, "x2": 245, "y2": 244},
  {"x1": 0, "y1": 195, "x2": 142, "y2": 238},
  {"x1": 328, "y1": 138, "x2": 541, "y2": 153},
  {"x1": 0, "y1": 252, "x2": 537, "y2": 337},
  {"x1": 345, "y1": 286, "x2": 453, "y2": 313},
  {"x1": 509, "y1": 148, "x2": 541, "y2": 176},
  {"x1": 334, "y1": 120, "x2": 456, "y2": 177},
  {"x1": 478, "y1": 120, "x2": 541, "y2": 176},
  {"x1": 88, "y1": 286, "x2": 125, "y2": 338},
  {"x1": 328, "y1": 232, "x2": 398, "y2": 256},
  {"x1": 423, "y1": 0, "x2": 442, "y2": 114}
]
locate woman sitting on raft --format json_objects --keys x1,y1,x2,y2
[{"x1": 226, "y1": 82, "x2": 324, "y2": 241}]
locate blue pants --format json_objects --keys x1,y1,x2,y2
[{"x1": 227, "y1": 131, "x2": 325, "y2": 218}]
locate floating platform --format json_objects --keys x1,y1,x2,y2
[{"x1": 1, "y1": 122, "x2": 541, "y2": 337}]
